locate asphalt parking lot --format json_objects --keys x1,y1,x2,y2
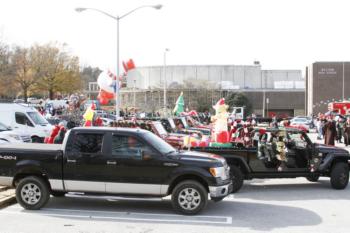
[{"x1": 0, "y1": 177, "x2": 349, "y2": 233}]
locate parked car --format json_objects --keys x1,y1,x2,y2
[
  {"x1": 0, "y1": 127, "x2": 232, "y2": 215},
  {"x1": 13, "y1": 99, "x2": 25, "y2": 104},
  {"x1": 27, "y1": 97, "x2": 43, "y2": 105},
  {"x1": 290, "y1": 117, "x2": 312, "y2": 132},
  {"x1": 101, "y1": 117, "x2": 114, "y2": 126},
  {"x1": 0, "y1": 122, "x2": 31, "y2": 143},
  {"x1": 0, "y1": 103, "x2": 53, "y2": 142}
]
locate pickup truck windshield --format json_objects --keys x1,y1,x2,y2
[
  {"x1": 142, "y1": 131, "x2": 176, "y2": 155},
  {"x1": 27, "y1": 112, "x2": 49, "y2": 125}
]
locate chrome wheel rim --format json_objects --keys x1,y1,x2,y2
[
  {"x1": 178, "y1": 188, "x2": 201, "y2": 210},
  {"x1": 21, "y1": 183, "x2": 41, "y2": 205}
]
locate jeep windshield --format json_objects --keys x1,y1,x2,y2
[
  {"x1": 142, "y1": 131, "x2": 176, "y2": 155},
  {"x1": 153, "y1": 122, "x2": 168, "y2": 136}
]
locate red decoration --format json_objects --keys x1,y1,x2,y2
[{"x1": 47, "y1": 125, "x2": 60, "y2": 144}]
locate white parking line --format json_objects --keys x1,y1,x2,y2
[{"x1": 2, "y1": 206, "x2": 232, "y2": 225}]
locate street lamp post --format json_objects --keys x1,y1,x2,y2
[
  {"x1": 163, "y1": 48, "x2": 169, "y2": 117},
  {"x1": 75, "y1": 4, "x2": 162, "y2": 119},
  {"x1": 133, "y1": 79, "x2": 136, "y2": 110}
]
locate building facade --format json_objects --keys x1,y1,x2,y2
[
  {"x1": 88, "y1": 63, "x2": 306, "y2": 117},
  {"x1": 306, "y1": 62, "x2": 350, "y2": 115}
]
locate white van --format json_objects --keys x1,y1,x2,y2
[{"x1": 0, "y1": 104, "x2": 53, "y2": 142}]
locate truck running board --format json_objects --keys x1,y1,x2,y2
[{"x1": 65, "y1": 192, "x2": 163, "y2": 202}]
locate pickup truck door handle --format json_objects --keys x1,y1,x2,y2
[
  {"x1": 163, "y1": 162, "x2": 179, "y2": 167},
  {"x1": 107, "y1": 161, "x2": 117, "y2": 165},
  {"x1": 67, "y1": 159, "x2": 76, "y2": 163}
]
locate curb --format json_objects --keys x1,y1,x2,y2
[{"x1": 0, "y1": 189, "x2": 16, "y2": 208}]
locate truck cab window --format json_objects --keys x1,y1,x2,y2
[
  {"x1": 15, "y1": 112, "x2": 34, "y2": 127},
  {"x1": 68, "y1": 133, "x2": 104, "y2": 154},
  {"x1": 112, "y1": 135, "x2": 152, "y2": 159}
]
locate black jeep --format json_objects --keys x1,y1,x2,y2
[{"x1": 191, "y1": 128, "x2": 350, "y2": 192}]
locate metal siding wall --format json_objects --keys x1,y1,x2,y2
[{"x1": 128, "y1": 65, "x2": 303, "y2": 91}]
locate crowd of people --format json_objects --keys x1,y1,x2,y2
[{"x1": 315, "y1": 114, "x2": 350, "y2": 146}]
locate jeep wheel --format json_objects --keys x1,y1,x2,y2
[
  {"x1": 330, "y1": 162, "x2": 349, "y2": 190},
  {"x1": 306, "y1": 174, "x2": 320, "y2": 182},
  {"x1": 230, "y1": 165, "x2": 244, "y2": 193},
  {"x1": 171, "y1": 180, "x2": 208, "y2": 215},
  {"x1": 16, "y1": 176, "x2": 50, "y2": 210}
]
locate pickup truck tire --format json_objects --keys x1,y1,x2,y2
[
  {"x1": 330, "y1": 162, "x2": 349, "y2": 190},
  {"x1": 230, "y1": 165, "x2": 244, "y2": 193},
  {"x1": 16, "y1": 176, "x2": 50, "y2": 210},
  {"x1": 171, "y1": 180, "x2": 208, "y2": 215}
]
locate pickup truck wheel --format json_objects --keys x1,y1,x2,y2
[
  {"x1": 230, "y1": 165, "x2": 244, "y2": 193},
  {"x1": 171, "y1": 180, "x2": 208, "y2": 215},
  {"x1": 330, "y1": 162, "x2": 349, "y2": 190},
  {"x1": 16, "y1": 176, "x2": 50, "y2": 210},
  {"x1": 306, "y1": 174, "x2": 320, "y2": 182}
]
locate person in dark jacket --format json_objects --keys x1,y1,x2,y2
[
  {"x1": 344, "y1": 117, "x2": 350, "y2": 146},
  {"x1": 336, "y1": 117, "x2": 345, "y2": 143},
  {"x1": 323, "y1": 117, "x2": 337, "y2": 146}
]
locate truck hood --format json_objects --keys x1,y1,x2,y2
[
  {"x1": 315, "y1": 143, "x2": 349, "y2": 154},
  {"x1": 176, "y1": 150, "x2": 226, "y2": 165}
]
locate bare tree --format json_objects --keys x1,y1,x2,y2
[
  {"x1": 11, "y1": 46, "x2": 38, "y2": 102},
  {"x1": 32, "y1": 43, "x2": 82, "y2": 99}
]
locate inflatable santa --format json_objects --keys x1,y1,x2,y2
[{"x1": 211, "y1": 98, "x2": 230, "y2": 143}]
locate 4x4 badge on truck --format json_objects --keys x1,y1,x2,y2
[{"x1": 0, "y1": 155, "x2": 17, "y2": 160}]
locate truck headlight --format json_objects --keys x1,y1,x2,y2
[{"x1": 209, "y1": 167, "x2": 228, "y2": 180}]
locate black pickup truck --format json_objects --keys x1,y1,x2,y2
[
  {"x1": 0, "y1": 127, "x2": 232, "y2": 215},
  {"x1": 192, "y1": 128, "x2": 350, "y2": 193}
]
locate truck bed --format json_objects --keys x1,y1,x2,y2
[{"x1": 0, "y1": 143, "x2": 62, "y2": 152}]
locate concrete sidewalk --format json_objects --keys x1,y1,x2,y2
[{"x1": 0, "y1": 186, "x2": 16, "y2": 208}]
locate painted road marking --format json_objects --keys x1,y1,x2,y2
[{"x1": 3, "y1": 206, "x2": 232, "y2": 225}]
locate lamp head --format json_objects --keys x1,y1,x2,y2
[{"x1": 75, "y1": 7, "x2": 87, "y2": 12}]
